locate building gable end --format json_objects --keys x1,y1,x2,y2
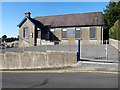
[{"x1": 17, "y1": 17, "x2": 35, "y2": 28}]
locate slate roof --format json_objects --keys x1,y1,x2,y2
[
  {"x1": 29, "y1": 18, "x2": 44, "y2": 29},
  {"x1": 17, "y1": 17, "x2": 44, "y2": 29},
  {"x1": 34, "y1": 12, "x2": 104, "y2": 28}
]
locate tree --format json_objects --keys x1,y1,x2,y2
[
  {"x1": 104, "y1": 1, "x2": 120, "y2": 40},
  {"x1": 2, "y1": 35, "x2": 7, "y2": 42},
  {"x1": 1, "y1": 35, "x2": 19, "y2": 42},
  {"x1": 2, "y1": 35, "x2": 7, "y2": 39}
]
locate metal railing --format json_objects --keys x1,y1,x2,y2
[{"x1": 1, "y1": 38, "x2": 119, "y2": 62}]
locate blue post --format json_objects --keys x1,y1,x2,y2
[{"x1": 77, "y1": 40, "x2": 80, "y2": 61}]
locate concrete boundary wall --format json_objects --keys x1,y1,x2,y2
[
  {"x1": 109, "y1": 38, "x2": 120, "y2": 51},
  {"x1": 0, "y1": 51, "x2": 77, "y2": 69}
]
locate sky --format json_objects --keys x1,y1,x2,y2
[{"x1": 1, "y1": 2, "x2": 109, "y2": 38}]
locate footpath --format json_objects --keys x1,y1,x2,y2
[
  {"x1": 1, "y1": 59, "x2": 119, "y2": 75},
  {"x1": 70, "y1": 61, "x2": 119, "y2": 72}
]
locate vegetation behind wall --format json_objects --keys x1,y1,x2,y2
[
  {"x1": 109, "y1": 19, "x2": 120, "y2": 40},
  {"x1": 104, "y1": 1, "x2": 120, "y2": 40}
]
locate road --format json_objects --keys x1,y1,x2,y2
[{"x1": 1, "y1": 72, "x2": 118, "y2": 88}]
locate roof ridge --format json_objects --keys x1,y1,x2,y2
[{"x1": 34, "y1": 12, "x2": 103, "y2": 18}]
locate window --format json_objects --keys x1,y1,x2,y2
[
  {"x1": 37, "y1": 31, "x2": 41, "y2": 38},
  {"x1": 23, "y1": 27, "x2": 29, "y2": 38},
  {"x1": 62, "y1": 28, "x2": 67, "y2": 39},
  {"x1": 75, "y1": 28, "x2": 81, "y2": 39},
  {"x1": 89, "y1": 27, "x2": 96, "y2": 39}
]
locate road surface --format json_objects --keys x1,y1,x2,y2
[{"x1": 1, "y1": 72, "x2": 118, "y2": 88}]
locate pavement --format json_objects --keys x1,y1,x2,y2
[
  {"x1": 1, "y1": 60, "x2": 119, "y2": 74},
  {"x1": 70, "y1": 61, "x2": 119, "y2": 73}
]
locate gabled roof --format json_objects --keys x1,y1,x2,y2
[
  {"x1": 17, "y1": 16, "x2": 44, "y2": 29},
  {"x1": 34, "y1": 12, "x2": 104, "y2": 28}
]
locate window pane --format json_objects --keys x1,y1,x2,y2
[
  {"x1": 38, "y1": 31, "x2": 41, "y2": 38},
  {"x1": 90, "y1": 27, "x2": 96, "y2": 39},
  {"x1": 75, "y1": 28, "x2": 81, "y2": 39},
  {"x1": 23, "y1": 27, "x2": 29, "y2": 38},
  {"x1": 62, "y1": 29, "x2": 67, "y2": 39},
  {"x1": 23, "y1": 29, "x2": 25, "y2": 37}
]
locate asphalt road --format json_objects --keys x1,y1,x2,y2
[{"x1": 1, "y1": 72, "x2": 118, "y2": 88}]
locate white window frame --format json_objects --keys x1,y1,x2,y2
[{"x1": 50, "y1": 29, "x2": 55, "y2": 32}]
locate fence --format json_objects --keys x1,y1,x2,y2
[
  {"x1": 1, "y1": 39, "x2": 119, "y2": 62},
  {"x1": 80, "y1": 40, "x2": 119, "y2": 61}
]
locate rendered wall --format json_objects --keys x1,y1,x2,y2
[{"x1": 0, "y1": 51, "x2": 77, "y2": 69}]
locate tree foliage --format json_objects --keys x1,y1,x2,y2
[
  {"x1": 104, "y1": 1, "x2": 120, "y2": 40},
  {"x1": 2, "y1": 35, "x2": 19, "y2": 42},
  {"x1": 109, "y1": 19, "x2": 120, "y2": 40},
  {"x1": 2, "y1": 35, "x2": 7, "y2": 40}
]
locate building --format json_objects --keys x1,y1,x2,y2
[{"x1": 17, "y1": 12, "x2": 104, "y2": 47}]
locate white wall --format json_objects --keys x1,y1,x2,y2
[{"x1": 109, "y1": 38, "x2": 120, "y2": 51}]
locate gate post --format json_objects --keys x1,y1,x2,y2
[
  {"x1": 77, "y1": 40, "x2": 80, "y2": 61},
  {"x1": 105, "y1": 40, "x2": 108, "y2": 60}
]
